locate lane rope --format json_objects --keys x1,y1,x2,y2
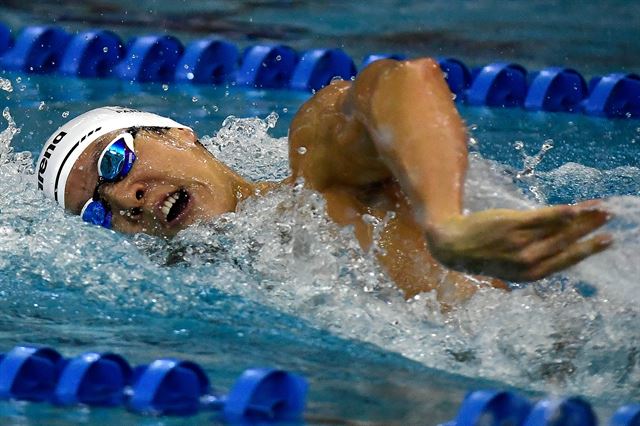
[{"x1": 0, "y1": 23, "x2": 637, "y2": 118}]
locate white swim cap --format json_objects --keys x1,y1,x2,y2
[{"x1": 36, "y1": 106, "x2": 191, "y2": 209}]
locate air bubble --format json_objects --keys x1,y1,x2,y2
[
  {"x1": 162, "y1": 84, "x2": 169, "y2": 91},
  {"x1": 38, "y1": 101, "x2": 46, "y2": 110},
  {"x1": 102, "y1": 46, "x2": 109, "y2": 53},
  {"x1": 297, "y1": 146, "x2": 307, "y2": 155},
  {"x1": 61, "y1": 111, "x2": 69, "y2": 118},
  {"x1": 186, "y1": 72, "x2": 194, "y2": 80},
  {"x1": 192, "y1": 97, "x2": 198, "y2": 103}
]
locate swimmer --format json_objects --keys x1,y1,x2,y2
[{"x1": 36, "y1": 58, "x2": 611, "y2": 305}]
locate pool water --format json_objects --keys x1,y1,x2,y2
[{"x1": 1, "y1": 1, "x2": 640, "y2": 424}]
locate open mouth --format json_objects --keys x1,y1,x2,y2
[{"x1": 161, "y1": 189, "x2": 190, "y2": 223}]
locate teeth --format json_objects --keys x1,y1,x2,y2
[{"x1": 161, "y1": 192, "x2": 180, "y2": 219}]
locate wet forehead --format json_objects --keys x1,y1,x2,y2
[{"x1": 64, "y1": 131, "x2": 120, "y2": 215}]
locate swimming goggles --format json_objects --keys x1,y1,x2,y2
[{"x1": 80, "y1": 133, "x2": 137, "y2": 228}]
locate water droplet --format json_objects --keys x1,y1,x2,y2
[
  {"x1": 265, "y1": 112, "x2": 278, "y2": 128},
  {"x1": 162, "y1": 84, "x2": 169, "y2": 91},
  {"x1": 297, "y1": 146, "x2": 307, "y2": 155},
  {"x1": 61, "y1": 111, "x2": 69, "y2": 118},
  {"x1": 0, "y1": 78, "x2": 13, "y2": 92}
]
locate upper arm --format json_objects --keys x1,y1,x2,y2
[{"x1": 288, "y1": 62, "x2": 399, "y2": 191}]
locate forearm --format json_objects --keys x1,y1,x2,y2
[{"x1": 345, "y1": 58, "x2": 468, "y2": 227}]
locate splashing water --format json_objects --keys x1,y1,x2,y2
[
  {"x1": 514, "y1": 139, "x2": 554, "y2": 178},
  {"x1": 1, "y1": 110, "x2": 640, "y2": 407},
  {"x1": 0, "y1": 77, "x2": 13, "y2": 93}
]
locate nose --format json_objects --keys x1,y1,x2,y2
[{"x1": 100, "y1": 181, "x2": 146, "y2": 211}]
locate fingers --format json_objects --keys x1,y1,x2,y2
[
  {"x1": 518, "y1": 208, "x2": 610, "y2": 263},
  {"x1": 517, "y1": 200, "x2": 610, "y2": 230},
  {"x1": 524, "y1": 234, "x2": 612, "y2": 281}
]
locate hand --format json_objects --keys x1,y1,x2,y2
[{"x1": 424, "y1": 201, "x2": 612, "y2": 281}]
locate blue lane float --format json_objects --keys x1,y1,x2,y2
[
  {"x1": 438, "y1": 57, "x2": 472, "y2": 99},
  {"x1": 237, "y1": 44, "x2": 298, "y2": 88},
  {"x1": 114, "y1": 35, "x2": 184, "y2": 83},
  {"x1": 53, "y1": 352, "x2": 132, "y2": 407},
  {"x1": 582, "y1": 73, "x2": 640, "y2": 118},
  {"x1": 129, "y1": 358, "x2": 209, "y2": 415},
  {"x1": 175, "y1": 38, "x2": 238, "y2": 85},
  {"x1": 59, "y1": 30, "x2": 124, "y2": 78},
  {"x1": 0, "y1": 345, "x2": 307, "y2": 424},
  {"x1": 0, "y1": 22, "x2": 12, "y2": 55},
  {"x1": 611, "y1": 405, "x2": 640, "y2": 426},
  {"x1": 0, "y1": 346, "x2": 64, "y2": 402},
  {"x1": 289, "y1": 48, "x2": 357, "y2": 92},
  {"x1": 0, "y1": 21, "x2": 638, "y2": 119},
  {"x1": 0, "y1": 25, "x2": 71, "y2": 74},
  {"x1": 524, "y1": 67, "x2": 588, "y2": 112},
  {"x1": 466, "y1": 62, "x2": 528, "y2": 107},
  {"x1": 443, "y1": 389, "x2": 638, "y2": 426}
]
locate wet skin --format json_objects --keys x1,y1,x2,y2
[{"x1": 63, "y1": 58, "x2": 611, "y2": 305}]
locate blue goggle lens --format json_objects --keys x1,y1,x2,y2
[
  {"x1": 81, "y1": 133, "x2": 135, "y2": 229},
  {"x1": 81, "y1": 200, "x2": 113, "y2": 229},
  {"x1": 99, "y1": 137, "x2": 136, "y2": 181}
]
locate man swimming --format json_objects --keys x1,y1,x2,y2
[{"x1": 36, "y1": 58, "x2": 611, "y2": 305}]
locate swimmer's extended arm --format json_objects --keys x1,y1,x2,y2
[{"x1": 316, "y1": 58, "x2": 611, "y2": 281}]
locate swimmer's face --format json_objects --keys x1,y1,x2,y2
[{"x1": 65, "y1": 127, "x2": 248, "y2": 237}]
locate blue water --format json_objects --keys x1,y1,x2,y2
[{"x1": 0, "y1": 1, "x2": 640, "y2": 424}]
